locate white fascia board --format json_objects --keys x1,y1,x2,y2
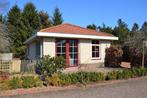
[
  {"x1": 37, "y1": 32, "x2": 118, "y2": 40},
  {"x1": 23, "y1": 34, "x2": 37, "y2": 44}
]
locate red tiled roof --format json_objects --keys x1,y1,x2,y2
[{"x1": 40, "y1": 23, "x2": 114, "y2": 37}]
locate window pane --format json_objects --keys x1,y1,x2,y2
[
  {"x1": 95, "y1": 46, "x2": 99, "y2": 51},
  {"x1": 69, "y1": 47, "x2": 74, "y2": 52},
  {"x1": 92, "y1": 46, "x2": 95, "y2": 51},
  {"x1": 92, "y1": 52, "x2": 95, "y2": 57},
  {"x1": 62, "y1": 47, "x2": 66, "y2": 52},
  {"x1": 96, "y1": 52, "x2": 99, "y2": 57},
  {"x1": 57, "y1": 47, "x2": 61, "y2": 53}
]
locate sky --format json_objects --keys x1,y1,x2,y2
[{"x1": 0, "y1": 0, "x2": 147, "y2": 29}]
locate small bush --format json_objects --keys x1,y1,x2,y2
[
  {"x1": 117, "y1": 70, "x2": 132, "y2": 79},
  {"x1": 106, "y1": 71, "x2": 118, "y2": 80},
  {"x1": 8, "y1": 76, "x2": 42, "y2": 89},
  {"x1": 47, "y1": 73, "x2": 61, "y2": 86},
  {"x1": 8, "y1": 77, "x2": 22, "y2": 89},
  {"x1": 21, "y1": 76, "x2": 42, "y2": 88},
  {"x1": 58, "y1": 72, "x2": 105, "y2": 86},
  {"x1": 36, "y1": 55, "x2": 66, "y2": 77},
  {"x1": 105, "y1": 46, "x2": 123, "y2": 68},
  {"x1": 131, "y1": 68, "x2": 146, "y2": 77},
  {"x1": 129, "y1": 48, "x2": 143, "y2": 67}
]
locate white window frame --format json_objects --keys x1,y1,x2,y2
[{"x1": 91, "y1": 40, "x2": 100, "y2": 59}]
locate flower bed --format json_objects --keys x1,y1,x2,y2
[{"x1": 1, "y1": 68, "x2": 147, "y2": 90}]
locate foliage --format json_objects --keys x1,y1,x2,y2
[
  {"x1": 8, "y1": 76, "x2": 42, "y2": 89},
  {"x1": 106, "y1": 71, "x2": 118, "y2": 80},
  {"x1": 122, "y1": 45, "x2": 131, "y2": 62},
  {"x1": 39, "y1": 11, "x2": 52, "y2": 29},
  {"x1": 52, "y1": 7, "x2": 63, "y2": 26},
  {"x1": 140, "y1": 22, "x2": 147, "y2": 33},
  {"x1": 129, "y1": 48, "x2": 143, "y2": 67},
  {"x1": 86, "y1": 24, "x2": 97, "y2": 30},
  {"x1": 1, "y1": 68, "x2": 147, "y2": 89},
  {"x1": 0, "y1": 22, "x2": 10, "y2": 53},
  {"x1": 8, "y1": 77, "x2": 22, "y2": 89},
  {"x1": 7, "y1": 5, "x2": 26, "y2": 58},
  {"x1": 105, "y1": 45, "x2": 123, "y2": 67},
  {"x1": 131, "y1": 23, "x2": 139, "y2": 36},
  {"x1": 98, "y1": 23, "x2": 113, "y2": 34},
  {"x1": 117, "y1": 70, "x2": 132, "y2": 79},
  {"x1": 48, "y1": 72, "x2": 105, "y2": 86},
  {"x1": 22, "y1": 2, "x2": 41, "y2": 37},
  {"x1": 113, "y1": 19, "x2": 130, "y2": 44},
  {"x1": 21, "y1": 76, "x2": 42, "y2": 88},
  {"x1": 36, "y1": 55, "x2": 66, "y2": 77},
  {"x1": 0, "y1": 14, "x2": 6, "y2": 23},
  {"x1": 46, "y1": 73, "x2": 61, "y2": 86}
]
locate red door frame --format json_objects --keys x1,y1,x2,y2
[{"x1": 55, "y1": 39, "x2": 78, "y2": 67}]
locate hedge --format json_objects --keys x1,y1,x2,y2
[{"x1": 1, "y1": 68, "x2": 147, "y2": 90}]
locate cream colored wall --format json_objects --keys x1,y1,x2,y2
[
  {"x1": 43, "y1": 38, "x2": 56, "y2": 57},
  {"x1": 11, "y1": 59, "x2": 21, "y2": 73},
  {"x1": 78, "y1": 39, "x2": 111, "y2": 64}
]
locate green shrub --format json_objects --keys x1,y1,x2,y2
[
  {"x1": 59, "y1": 73, "x2": 72, "y2": 85},
  {"x1": 117, "y1": 70, "x2": 132, "y2": 79},
  {"x1": 106, "y1": 71, "x2": 118, "y2": 80},
  {"x1": 46, "y1": 73, "x2": 61, "y2": 86},
  {"x1": 21, "y1": 76, "x2": 42, "y2": 88},
  {"x1": 131, "y1": 68, "x2": 146, "y2": 77},
  {"x1": 58, "y1": 72, "x2": 105, "y2": 86},
  {"x1": 36, "y1": 55, "x2": 66, "y2": 77},
  {"x1": 8, "y1": 76, "x2": 42, "y2": 89},
  {"x1": 86, "y1": 72, "x2": 105, "y2": 82},
  {"x1": 8, "y1": 77, "x2": 22, "y2": 89}
]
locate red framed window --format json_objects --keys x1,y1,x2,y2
[
  {"x1": 56, "y1": 39, "x2": 78, "y2": 67},
  {"x1": 92, "y1": 40, "x2": 100, "y2": 58}
]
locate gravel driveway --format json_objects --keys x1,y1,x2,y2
[{"x1": 1, "y1": 78, "x2": 147, "y2": 98}]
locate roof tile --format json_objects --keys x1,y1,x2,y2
[{"x1": 40, "y1": 23, "x2": 114, "y2": 37}]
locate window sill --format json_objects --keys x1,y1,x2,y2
[{"x1": 91, "y1": 57, "x2": 101, "y2": 60}]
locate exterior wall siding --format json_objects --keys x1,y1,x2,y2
[
  {"x1": 78, "y1": 39, "x2": 111, "y2": 64},
  {"x1": 43, "y1": 38, "x2": 56, "y2": 57},
  {"x1": 28, "y1": 38, "x2": 111, "y2": 65}
]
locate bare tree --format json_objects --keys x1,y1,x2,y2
[{"x1": 0, "y1": 22, "x2": 10, "y2": 53}]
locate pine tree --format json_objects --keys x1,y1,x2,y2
[
  {"x1": 22, "y1": 2, "x2": 41, "y2": 37},
  {"x1": 113, "y1": 19, "x2": 130, "y2": 44},
  {"x1": 130, "y1": 23, "x2": 139, "y2": 37},
  {"x1": 98, "y1": 23, "x2": 113, "y2": 34},
  {"x1": 140, "y1": 22, "x2": 147, "y2": 34},
  {"x1": 52, "y1": 7, "x2": 63, "y2": 26},
  {"x1": 7, "y1": 5, "x2": 26, "y2": 58},
  {"x1": 86, "y1": 24, "x2": 97, "y2": 30},
  {"x1": 0, "y1": 14, "x2": 6, "y2": 23},
  {"x1": 39, "y1": 11, "x2": 52, "y2": 29},
  {"x1": 131, "y1": 23, "x2": 139, "y2": 33}
]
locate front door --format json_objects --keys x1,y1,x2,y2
[{"x1": 56, "y1": 39, "x2": 78, "y2": 67}]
